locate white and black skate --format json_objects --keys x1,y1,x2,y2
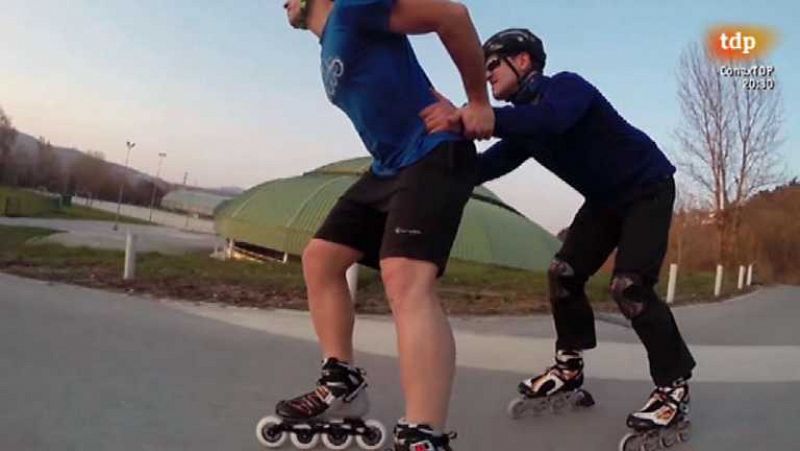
[
  {"x1": 507, "y1": 350, "x2": 595, "y2": 419},
  {"x1": 256, "y1": 358, "x2": 386, "y2": 450},
  {"x1": 619, "y1": 383, "x2": 691, "y2": 451},
  {"x1": 391, "y1": 420, "x2": 457, "y2": 451}
]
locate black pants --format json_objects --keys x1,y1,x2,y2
[{"x1": 552, "y1": 177, "x2": 696, "y2": 386}]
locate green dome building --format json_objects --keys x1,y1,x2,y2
[
  {"x1": 162, "y1": 189, "x2": 232, "y2": 218},
  {"x1": 214, "y1": 157, "x2": 558, "y2": 271}
]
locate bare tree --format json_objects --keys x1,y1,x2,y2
[
  {"x1": 675, "y1": 43, "x2": 784, "y2": 265},
  {"x1": 71, "y1": 150, "x2": 112, "y2": 199},
  {"x1": 35, "y1": 136, "x2": 59, "y2": 190},
  {"x1": 671, "y1": 184, "x2": 703, "y2": 267},
  {"x1": 0, "y1": 106, "x2": 18, "y2": 185}
]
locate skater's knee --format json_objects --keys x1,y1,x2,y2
[
  {"x1": 302, "y1": 239, "x2": 360, "y2": 283},
  {"x1": 610, "y1": 273, "x2": 656, "y2": 319},
  {"x1": 548, "y1": 259, "x2": 584, "y2": 302},
  {"x1": 380, "y1": 258, "x2": 437, "y2": 312}
]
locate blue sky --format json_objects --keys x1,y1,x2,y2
[{"x1": 1, "y1": 0, "x2": 797, "y2": 232}]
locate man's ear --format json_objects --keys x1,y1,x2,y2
[{"x1": 516, "y1": 52, "x2": 533, "y2": 73}]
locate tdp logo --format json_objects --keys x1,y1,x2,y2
[
  {"x1": 721, "y1": 32, "x2": 756, "y2": 54},
  {"x1": 707, "y1": 25, "x2": 777, "y2": 60}
]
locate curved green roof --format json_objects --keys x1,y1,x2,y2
[
  {"x1": 162, "y1": 189, "x2": 231, "y2": 217},
  {"x1": 215, "y1": 157, "x2": 558, "y2": 271}
]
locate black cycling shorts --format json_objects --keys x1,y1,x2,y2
[{"x1": 314, "y1": 140, "x2": 476, "y2": 277}]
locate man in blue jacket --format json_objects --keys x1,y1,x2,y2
[{"x1": 423, "y1": 28, "x2": 696, "y2": 435}]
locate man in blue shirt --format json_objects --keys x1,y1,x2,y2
[
  {"x1": 267, "y1": 1, "x2": 492, "y2": 450},
  {"x1": 423, "y1": 28, "x2": 696, "y2": 438}
]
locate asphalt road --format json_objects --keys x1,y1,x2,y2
[{"x1": 1, "y1": 272, "x2": 798, "y2": 450}]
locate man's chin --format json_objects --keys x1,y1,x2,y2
[
  {"x1": 492, "y1": 89, "x2": 510, "y2": 102},
  {"x1": 288, "y1": 16, "x2": 306, "y2": 29}
]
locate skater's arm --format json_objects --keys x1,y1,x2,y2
[
  {"x1": 475, "y1": 139, "x2": 532, "y2": 185},
  {"x1": 494, "y1": 73, "x2": 594, "y2": 139},
  {"x1": 388, "y1": 0, "x2": 493, "y2": 139}
]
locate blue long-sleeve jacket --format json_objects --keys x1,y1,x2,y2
[{"x1": 477, "y1": 72, "x2": 675, "y2": 206}]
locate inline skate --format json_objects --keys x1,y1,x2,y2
[
  {"x1": 618, "y1": 381, "x2": 690, "y2": 451},
  {"x1": 255, "y1": 358, "x2": 386, "y2": 450},
  {"x1": 507, "y1": 350, "x2": 595, "y2": 419}
]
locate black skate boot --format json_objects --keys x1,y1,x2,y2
[
  {"x1": 507, "y1": 350, "x2": 595, "y2": 418},
  {"x1": 392, "y1": 420, "x2": 456, "y2": 451},
  {"x1": 619, "y1": 380, "x2": 691, "y2": 451},
  {"x1": 255, "y1": 358, "x2": 386, "y2": 450}
]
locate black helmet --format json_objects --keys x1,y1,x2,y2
[{"x1": 483, "y1": 28, "x2": 546, "y2": 71}]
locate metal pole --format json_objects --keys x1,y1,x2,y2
[
  {"x1": 714, "y1": 264, "x2": 724, "y2": 297},
  {"x1": 738, "y1": 265, "x2": 746, "y2": 290},
  {"x1": 183, "y1": 172, "x2": 190, "y2": 229},
  {"x1": 666, "y1": 263, "x2": 678, "y2": 304},
  {"x1": 148, "y1": 152, "x2": 167, "y2": 222},
  {"x1": 124, "y1": 231, "x2": 137, "y2": 280},
  {"x1": 747, "y1": 264, "x2": 754, "y2": 286},
  {"x1": 113, "y1": 140, "x2": 135, "y2": 231}
]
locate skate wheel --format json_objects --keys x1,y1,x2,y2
[
  {"x1": 256, "y1": 415, "x2": 287, "y2": 448},
  {"x1": 322, "y1": 428, "x2": 353, "y2": 450},
  {"x1": 660, "y1": 428, "x2": 679, "y2": 448},
  {"x1": 677, "y1": 421, "x2": 691, "y2": 443},
  {"x1": 290, "y1": 424, "x2": 319, "y2": 450},
  {"x1": 506, "y1": 398, "x2": 527, "y2": 420},
  {"x1": 574, "y1": 390, "x2": 596, "y2": 408},
  {"x1": 550, "y1": 395, "x2": 567, "y2": 414},
  {"x1": 530, "y1": 398, "x2": 548, "y2": 415},
  {"x1": 355, "y1": 419, "x2": 385, "y2": 450},
  {"x1": 619, "y1": 432, "x2": 644, "y2": 451}
]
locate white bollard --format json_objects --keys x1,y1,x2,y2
[
  {"x1": 666, "y1": 263, "x2": 678, "y2": 304},
  {"x1": 747, "y1": 264, "x2": 754, "y2": 286},
  {"x1": 124, "y1": 231, "x2": 137, "y2": 280},
  {"x1": 345, "y1": 264, "x2": 359, "y2": 303},
  {"x1": 738, "y1": 265, "x2": 746, "y2": 290},
  {"x1": 714, "y1": 264, "x2": 724, "y2": 297}
]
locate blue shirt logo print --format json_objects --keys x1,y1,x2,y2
[{"x1": 322, "y1": 57, "x2": 345, "y2": 101}]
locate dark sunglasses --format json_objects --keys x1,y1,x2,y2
[{"x1": 486, "y1": 58, "x2": 502, "y2": 72}]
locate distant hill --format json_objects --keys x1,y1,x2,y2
[
  {"x1": 12, "y1": 132, "x2": 85, "y2": 169},
  {"x1": 9, "y1": 130, "x2": 244, "y2": 197},
  {"x1": 11, "y1": 131, "x2": 156, "y2": 185}
]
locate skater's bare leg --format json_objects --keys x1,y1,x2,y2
[
  {"x1": 302, "y1": 239, "x2": 362, "y2": 363},
  {"x1": 381, "y1": 257, "x2": 454, "y2": 430}
]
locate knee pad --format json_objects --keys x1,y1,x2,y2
[
  {"x1": 610, "y1": 274, "x2": 650, "y2": 319},
  {"x1": 548, "y1": 259, "x2": 578, "y2": 301}
]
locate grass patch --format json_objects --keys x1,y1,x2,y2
[
  {"x1": 0, "y1": 224, "x2": 749, "y2": 314},
  {"x1": 1, "y1": 186, "x2": 148, "y2": 224},
  {"x1": 0, "y1": 225, "x2": 60, "y2": 252},
  {"x1": 0, "y1": 224, "x2": 309, "y2": 309}
]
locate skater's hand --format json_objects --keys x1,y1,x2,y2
[
  {"x1": 420, "y1": 90, "x2": 462, "y2": 135},
  {"x1": 460, "y1": 101, "x2": 494, "y2": 140}
]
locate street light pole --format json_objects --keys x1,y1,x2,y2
[
  {"x1": 113, "y1": 140, "x2": 136, "y2": 231},
  {"x1": 148, "y1": 152, "x2": 167, "y2": 222}
]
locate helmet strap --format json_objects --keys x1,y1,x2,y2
[{"x1": 503, "y1": 56, "x2": 522, "y2": 81}]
